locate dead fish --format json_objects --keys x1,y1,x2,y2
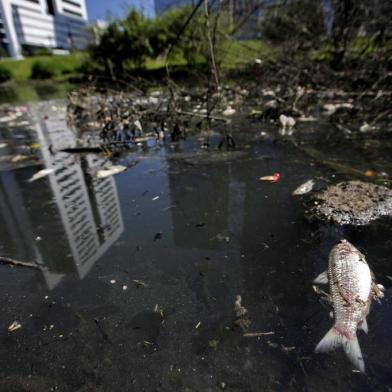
[
  {"x1": 292, "y1": 179, "x2": 315, "y2": 195},
  {"x1": 313, "y1": 239, "x2": 384, "y2": 373},
  {"x1": 28, "y1": 168, "x2": 55, "y2": 182},
  {"x1": 96, "y1": 165, "x2": 126, "y2": 179}
]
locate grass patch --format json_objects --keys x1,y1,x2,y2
[
  {"x1": 0, "y1": 52, "x2": 87, "y2": 82},
  {"x1": 144, "y1": 40, "x2": 273, "y2": 72},
  {"x1": 219, "y1": 39, "x2": 274, "y2": 69}
]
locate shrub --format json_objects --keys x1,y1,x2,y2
[
  {"x1": 30, "y1": 61, "x2": 56, "y2": 79},
  {"x1": 0, "y1": 64, "x2": 12, "y2": 83}
]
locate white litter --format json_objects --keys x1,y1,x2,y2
[
  {"x1": 28, "y1": 168, "x2": 55, "y2": 182},
  {"x1": 96, "y1": 165, "x2": 126, "y2": 179},
  {"x1": 292, "y1": 179, "x2": 315, "y2": 196}
]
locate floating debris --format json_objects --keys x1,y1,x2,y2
[
  {"x1": 152, "y1": 196, "x2": 160, "y2": 201},
  {"x1": 243, "y1": 331, "x2": 275, "y2": 337},
  {"x1": 308, "y1": 181, "x2": 392, "y2": 225},
  {"x1": 28, "y1": 168, "x2": 54, "y2": 182},
  {"x1": 96, "y1": 165, "x2": 127, "y2": 179},
  {"x1": 11, "y1": 154, "x2": 30, "y2": 163},
  {"x1": 279, "y1": 114, "x2": 296, "y2": 129},
  {"x1": 110, "y1": 279, "x2": 116, "y2": 284},
  {"x1": 234, "y1": 295, "x2": 247, "y2": 318},
  {"x1": 0, "y1": 256, "x2": 41, "y2": 270},
  {"x1": 153, "y1": 232, "x2": 163, "y2": 241},
  {"x1": 234, "y1": 295, "x2": 251, "y2": 331},
  {"x1": 292, "y1": 179, "x2": 315, "y2": 196},
  {"x1": 8, "y1": 321, "x2": 22, "y2": 332},
  {"x1": 223, "y1": 106, "x2": 236, "y2": 116},
  {"x1": 133, "y1": 279, "x2": 148, "y2": 288},
  {"x1": 322, "y1": 103, "x2": 354, "y2": 115},
  {"x1": 260, "y1": 172, "x2": 281, "y2": 183}
]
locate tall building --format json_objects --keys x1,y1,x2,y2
[{"x1": 0, "y1": 0, "x2": 89, "y2": 58}]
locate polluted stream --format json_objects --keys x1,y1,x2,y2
[{"x1": 0, "y1": 100, "x2": 392, "y2": 391}]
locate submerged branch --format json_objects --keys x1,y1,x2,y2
[{"x1": 0, "y1": 256, "x2": 42, "y2": 270}]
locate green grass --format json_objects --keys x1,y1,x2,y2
[
  {"x1": 144, "y1": 40, "x2": 273, "y2": 71},
  {"x1": 219, "y1": 39, "x2": 274, "y2": 69},
  {"x1": 0, "y1": 52, "x2": 87, "y2": 81}
]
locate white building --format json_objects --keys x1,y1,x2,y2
[{"x1": 0, "y1": 0, "x2": 89, "y2": 58}]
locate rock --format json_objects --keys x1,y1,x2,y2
[{"x1": 307, "y1": 180, "x2": 392, "y2": 225}]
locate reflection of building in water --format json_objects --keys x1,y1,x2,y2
[{"x1": 0, "y1": 102, "x2": 123, "y2": 289}]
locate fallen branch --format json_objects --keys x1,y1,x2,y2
[
  {"x1": 0, "y1": 256, "x2": 41, "y2": 270},
  {"x1": 60, "y1": 147, "x2": 103, "y2": 153}
]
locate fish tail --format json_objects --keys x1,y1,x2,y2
[{"x1": 315, "y1": 326, "x2": 365, "y2": 373}]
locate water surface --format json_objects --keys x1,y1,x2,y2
[{"x1": 0, "y1": 101, "x2": 391, "y2": 391}]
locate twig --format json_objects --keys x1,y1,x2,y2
[
  {"x1": 165, "y1": 0, "x2": 204, "y2": 79},
  {"x1": 172, "y1": 110, "x2": 227, "y2": 122},
  {"x1": 243, "y1": 331, "x2": 275, "y2": 337},
  {"x1": 0, "y1": 256, "x2": 41, "y2": 270}
]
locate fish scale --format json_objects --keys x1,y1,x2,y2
[{"x1": 329, "y1": 246, "x2": 371, "y2": 337}]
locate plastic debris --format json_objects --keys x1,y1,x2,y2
[
  {"x1": 360, "y1": 122, "x2": 375, "y2": 133},
  {"x1": 133, "y1": 279, "x2": 148, "y2": 287},
  {"x1": 322, "y1": 103, "x2": 354, "y2": 115},
  {"x1": 279, "y1": 114, "x2": 296, "y2": 129},
  {"x1": 292, "y1": 179, "x2": 315, "y2": 195},
  {"x1": 96, "y1": 165, "x2": 126, "y2": 179},
  {"x1": 259, "y1": 172, "x2": 281, "y2": 183},
  {"x1": 223, "y1": 106, "x2": 236, "y2": 116},
  {"x1": 8, "y1": 321, "x2": 22, "y2": 332},
  {"x1": 28, "y1": 168, "x2": 55, "y2": 183},
  {"x1": 234, "y1": 295, "x2": 247, "y2": 318},
  {"x1": 152, "y1": 196, "x2": 160, "y2": 201}
]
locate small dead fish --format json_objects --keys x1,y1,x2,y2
[
  {"x1": 313, "y1": 239, "x2": 384, "y2": 373},
  {"x1": 28, "y1": 168, "x2": 55, "y2": 182},
  {"x1": 292, "y1": 179, "x2": 315, "y2": 195},
  {"x1": 96, "y1": 165, "x2": 126, "y2": 179}
]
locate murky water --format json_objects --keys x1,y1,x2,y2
[{"x1": 0, "y1": 101, "x2": 391, "y2": 391}]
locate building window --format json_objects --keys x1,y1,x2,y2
[
  {"x1": 46, "y1": 0, "x2": 56, "y2": 15},
  {"x1": 63, "y1": 8, "x2": 82, "y2": 18},
  {"x1": 63, "y1": 0, "x2": 81, "y2": 7}
]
